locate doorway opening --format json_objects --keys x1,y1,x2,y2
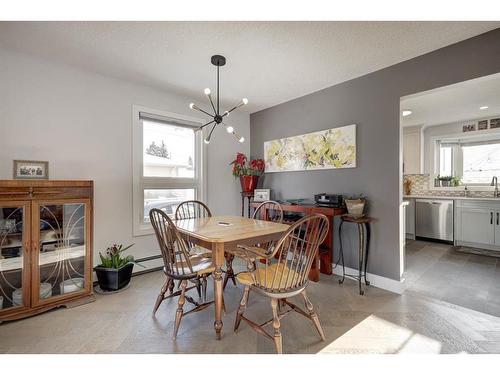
[{"x1": 400, "y1": 72, "x2": 500, "y2": 317}]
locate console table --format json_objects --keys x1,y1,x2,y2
[{"x1": 250, "y1": 202, "x2": 345, "y2": 282}]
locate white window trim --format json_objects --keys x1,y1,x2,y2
[
  {"x1": 431, "y1": 129, "x2": 500, "y2": 190},
  {"x1": 132, "y1": 105, "x2": 207, "y2": 237}
]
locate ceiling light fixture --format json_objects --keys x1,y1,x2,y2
[
  {"x1": 480, "y1": 106, "x2": 489, "y2": 110},
  {"x1": 402, "y1": 110, "x2": 413, "y2": 117},
  {"x1": 189, "y1": 55, "x2": 247, "y2": 144}
]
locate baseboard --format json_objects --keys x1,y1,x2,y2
[{"x1": 332, "y1": 265, "x2": 407, "y2": 295}]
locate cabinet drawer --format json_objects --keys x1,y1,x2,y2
[
  {"x1": 0, "y1": 187, "x2": 32, "y2": 200},
  {"x1": 31, "y1": 187, "x2": 92, "y2": 200}
]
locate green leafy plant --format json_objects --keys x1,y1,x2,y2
[
  {"x1": 98, "y1": 243, "x2": 135, "y2": 269},
  {"x1": 437, "y1": 175, "x2": 453, "y2": 181},
  {"x1": 451, "y1": 176, "x2": 461, "y2": 187}
]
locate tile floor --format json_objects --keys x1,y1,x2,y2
[
  {"x1": 2, "y1": 257, "x2": 500, "y2": 354},
  {"x1": 404, "y1": 240, "x2": 500, "y2": 317}
]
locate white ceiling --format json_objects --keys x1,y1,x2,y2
[
  {"x1": 0, "y1": 21, "x2": 499, "y2": 113},
  {"x1": 401, "y1": 73, "x2": 500, "y2": 128}
]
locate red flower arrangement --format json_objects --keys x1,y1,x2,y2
[{"x1": 230, "y1": 152, "x2": 265, "y2": 177}]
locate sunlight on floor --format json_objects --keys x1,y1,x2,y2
[{"x1": 318, "y1": 315, "x2": 442, "y2": 354}]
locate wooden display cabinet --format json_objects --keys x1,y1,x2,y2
[{"x1": 0, "y1": 180, "x2": 94, "y2": 322}]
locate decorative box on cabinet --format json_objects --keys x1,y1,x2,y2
[{"x1": 0, "y1": 180, "x2": 95, "y2": 322}]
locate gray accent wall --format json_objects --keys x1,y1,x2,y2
[{"x1": 250, "y1": 28, "x2": 500, "y2": 281}]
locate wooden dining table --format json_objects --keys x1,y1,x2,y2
[{"x1": 173, "y1": 215, "x2": 289, "y2": 340}]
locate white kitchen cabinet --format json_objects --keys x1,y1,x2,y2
[
  {"x1": 403, "y1": 126, "x2": 423, "y2": 175},
  {"x1": 457, "y1": 208, "x2": 495, "y2": 246},
  {"x1": 404, "y1": 199, "x2": 415, "y2": 239},
  {"x1": 455, "y1": 200, "x2": 500, "y2": 250}
]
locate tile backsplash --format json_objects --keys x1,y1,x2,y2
[{"x1": 403, "y1": 174, "x2": 495, "y2": 198}]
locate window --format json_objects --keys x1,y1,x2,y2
[
  {"x1": 462, "y1": 142, "x2": 500, "y2": 184},
  {"x1": 133, "y1": 106, "x2": 205, "y2": 236},
  {"x1": 436, "y1": 137, "x2": 500, "y2": 186}
]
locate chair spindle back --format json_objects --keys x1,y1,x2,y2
[
  {"x1": 252, "y1": 200, "x2": 283, "y2": 223},
  {"x1": 175, "y1": 200, "x2": 212, "y2": 220},
  {"x1": 253, "y1": 214, "x2": 329, "y2": 292},
  {"x1": 149, "y1": 208, "x2": 195, "y2": 278}
]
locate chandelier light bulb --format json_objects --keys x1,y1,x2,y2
[
  {"x1": 224, "y1": 110, "x2": 229, "y2": 117},
  {"x1": 242, "y1": 98, "x2": 249, "y2": 105},
  {"x1": 189, "y1": 103, "x2": 195, "y2": 110},
  {"x1": 239, "y1": 136, "x2": 245, "y2": 143},
  {"x1": 204, "y1": 88, "x2": 211, "y2": 96},
  {"x1": 226, "y1": 125, "x2": 234, "y2": 133},
  {"x1": 204, "y1": 138, "x2": 210, "y2": 144}
]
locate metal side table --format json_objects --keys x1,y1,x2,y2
[{"x1": 338, "y1": 215, "x2": 373, "y2": 295}]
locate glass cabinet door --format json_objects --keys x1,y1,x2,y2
[
  {"x1": 33, "y1": 201, "x2": 89, "y2": 305},
  {"x1": 0, "y1": 203, "x2": 30, "y2": 312}
]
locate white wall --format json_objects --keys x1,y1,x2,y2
[{"x1": 0, "y1": 48, "x2": 250, "y2": 269}]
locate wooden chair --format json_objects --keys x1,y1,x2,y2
[
  {"x1": 175, "y1": 200, "x2": 212, "y2": 221},
  {"x1": 223, "y1": 200, "x2": 284, "y2": 290},
  {"x1": 175, "y1": 200, "x2": 213, "y2": 298},
  {"x1": 233, "y1": 213, "x2": 329, "y2": 354},
  {"x1": 149, "y1": 208, "x2": 214, "y2": 339}
]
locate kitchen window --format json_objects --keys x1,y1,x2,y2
[
  {"x1": 436, "y1": 138, "x2": 500, "y2": 185},
  {"x1": 132, "y1": 106, "x2": 205, "y2": 236}
]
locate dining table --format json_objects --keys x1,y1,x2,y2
[{"x1": 173, "y1": 215, "x2": 290, "y2": 340}]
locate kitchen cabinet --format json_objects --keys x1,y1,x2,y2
[
  {"x1": 455, "y1": 200, "x2": 500, "y2": 250},
  {"x1": 403, "y1": 126, "x2": 423, "y2": 174},
  {"x1": 0, "y1": 180, "x2": 94, "y2": 322},
  {"x1": 404, "y1": 199, "x2": 415, "y2": 239}
]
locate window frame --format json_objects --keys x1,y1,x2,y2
[
  {"x1": 132, "y1": 105, "x2": 207, "y2": 236},
  {"x1": 433, "y1": 131, "x2": 500, "y2": 187}
]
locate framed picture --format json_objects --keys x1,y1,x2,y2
[
  {"x1": 463, "y1": 124, "x2": 476, "y2": 132},
  {"x1": 264, "y1": 124, "x2": 356, "y2": 172},
  {"x1": 254, "y1": 189, "x2": 271, "y2": 202},
  {"x1": 490, "y1": 118, "x2": 500, "y2": 129},
  {"x1": 478, "y1": 120, "x2": 488, "y2": 130},
  {"x1": 13, "y1": 160, "x2": 49, "y2": 180}
]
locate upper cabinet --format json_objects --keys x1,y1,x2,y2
[{"x1": 403, "y1": 125, "x2": 423, "y2": 175}]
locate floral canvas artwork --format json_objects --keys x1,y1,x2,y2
[{"x1": 264, "y1": 124, "x2": 356, "y2": 172}]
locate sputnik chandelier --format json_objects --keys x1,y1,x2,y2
[{"x1": 189, "y1": 55, "x2": 247, "y2": 144}]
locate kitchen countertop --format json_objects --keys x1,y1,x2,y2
[{"x1": 404, "y1": 195, "x2": 500, "y2": 201}]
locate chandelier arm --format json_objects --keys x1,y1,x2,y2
[
  {"x1": 196, "y1": 119, "x2": 215, "y2": 132},
  {"x1": 222, "y1": 104, "x2": 243, "y2": 117},
  {"x1": 207, "y1": 122, "x2": 218, "y2": 141},
  {"x1": 207, "y1": 94, "x2": 217, "y2": 114},
  {"x1": 192, "y1": 105, "x2": 215, "y2": 118}
]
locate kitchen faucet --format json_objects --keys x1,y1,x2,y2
[{"x1": 491, "y1": 176, "x2": 499, "y2": 197}]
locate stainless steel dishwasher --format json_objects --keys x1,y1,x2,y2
[{"x1": 415, "y1": 199, "x2": 454, "y2": 242}]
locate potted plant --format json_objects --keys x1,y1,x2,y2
[
  {"x1": 230, "y1": 152, "x2": 265, "y2": 192},
  {"x1": 344, "y1": 194, "x2": 367, "y2": 218},
  {"x1": 94, "y1": 243, "x2": 135, "y2": 291},
  {"x1": 451, "y1": 176, "x2": 461, "y2": 187},
  {"x1": 438, "y1": 175, "x2": 453, "y2": 187}
]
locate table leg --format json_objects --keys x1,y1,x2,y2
[
  {"x1": 364, "y1": 223, "x2": 371, "y2": 286},
  {"x1": 247, "y1": 197, "x2": 251, "y2": 218},
  {"x1": 212, "y1": 242, "x2": 224, "y2": 339},
  {"x1": 358, "y1": 223, "x2": 365, "y2": 295},
  {"x1": 338, "y1": 220, "x2": 345, "y2": 284},
  {"x1": 241, "y1": 195, "x2": 244, "y2": 217}
]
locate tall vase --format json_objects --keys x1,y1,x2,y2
[{"x1": 240, "y1": 175, "x2": 259, "y2": 193}]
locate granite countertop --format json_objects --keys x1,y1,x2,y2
[{"x1": 403, "y1": 195, "x2": 500, "y2": 201}]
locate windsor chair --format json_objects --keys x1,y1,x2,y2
[
  {"x1": 149, "y1": 208, "x2": 214, "y2": 339},
  {"x1": 223, "y1": 200, "x2": 284, "y2": 290},
  {"x1": 234, "y1": 213, "x2": 329, "y2": 353}
]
